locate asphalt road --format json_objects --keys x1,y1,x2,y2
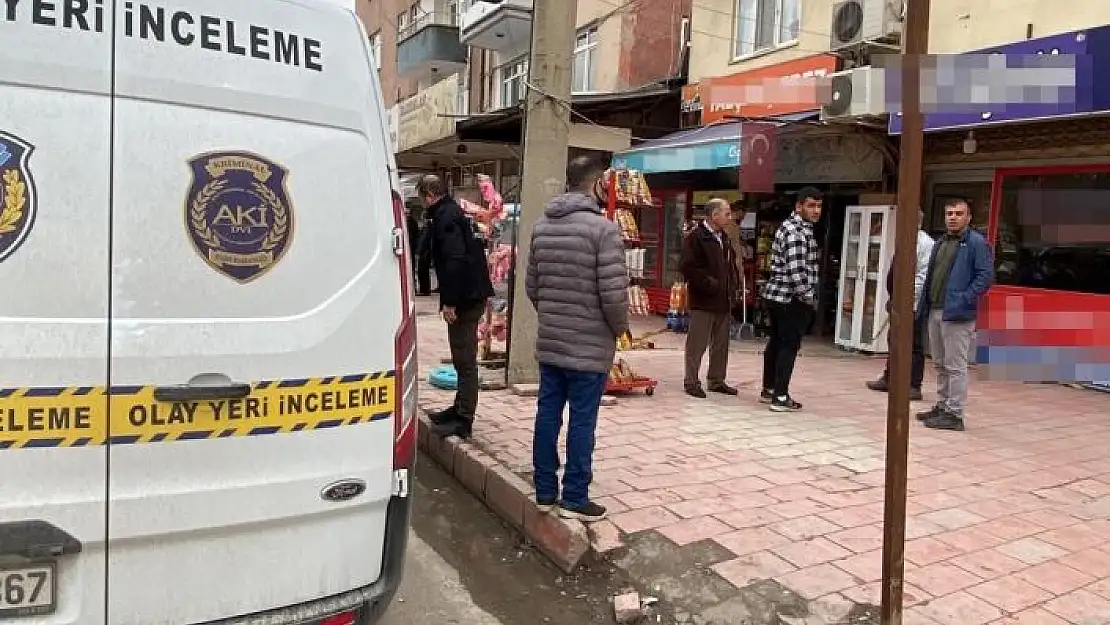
[
  {"x1": 373, "y1": 454, "x2": 674, "y2": 625},
  {"x1": 377, "y1": 533, "x2": 502, "y2": 625}
]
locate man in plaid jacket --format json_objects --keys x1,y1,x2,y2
[{"x1": 760, "y1": 187, "x2": 823, "y2": 412}]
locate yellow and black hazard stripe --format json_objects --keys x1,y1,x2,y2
[{"x1": 0, "y1": 371, "x2": 396, "y2": 450}]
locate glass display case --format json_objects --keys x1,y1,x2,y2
[
  {"x1": 637, "y1": 200, "x2": 661, "y2": 283},
  {"x1": 658, "y1": 190, "x2": 689, "y2": 288},
  {"x1": 834, "y1": 205, "x2": 896, "y2": 353}
]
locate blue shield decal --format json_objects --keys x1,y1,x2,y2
[
  {"x1": 0, "y1": 131, "x2": 37, "y2": 265},
  {"x1": 185, "y1": 151, "x2": 294, "y2": 282}
]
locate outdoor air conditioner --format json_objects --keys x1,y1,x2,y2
[
  {"x1": 829, "y1": 0, "x2": 903, "y2": 52},
  {"x1": 820, "y1": 66, "x2": 888, "y2": 121}
]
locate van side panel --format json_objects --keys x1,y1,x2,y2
[
  {"x1": 107, "y1": 1, "x2": 400, "y2": 623},
  {"x1": 0, "y1": 8, "x2": 113, "y2": 625}
]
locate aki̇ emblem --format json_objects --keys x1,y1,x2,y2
[
  {"x1": 0, "y1": 131, "x2": 38, "y2": 265},
  {"x1": 185, "y1": 151, "x2": 294, "y2": 282}
]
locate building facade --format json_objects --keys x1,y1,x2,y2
[
  {"x1": 668, "y1": 0, "x2": 1110, "y2": 370},
  {"x1": 356, "y1": 0, "x2": 419, "y2": 108},
  {"x1": 907, "y1": 3, "x2": 1110, "y2": 383},
  {"x1": 357, "y1": 0, "x2": 692, "y2": 203}
]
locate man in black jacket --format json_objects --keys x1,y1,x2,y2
[{"x1": 419, "y1": 175, "x2": 495, "y2": 439}]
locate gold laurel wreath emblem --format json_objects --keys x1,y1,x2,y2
[
  {"x1": 253, "y1": 181, "x2": 289, "y2": 252},
  {"x1": 0, "y1": 169, "x2": 27, "y2": 236},
  {"x1": 190, "y1": 179, "x2": 229, "y2": 250}
]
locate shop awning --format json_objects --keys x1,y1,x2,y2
[
  {"x1": 611, "y1": 111, "x2": 818, "y2": 174},
  {"x1": 455, "y1": 82, "x2": 680, "y2": 145}
]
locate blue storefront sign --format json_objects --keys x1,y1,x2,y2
[
  {"x1": 889, "y1": 26, "x2": 1110, "y2": 133},
  {"x1": 611, "y1": 122, "x2": 743, "y2": 174},
  {"x1": 612, "y1": 141, "x2": 740, "y2": 173}
]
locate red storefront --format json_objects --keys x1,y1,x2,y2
[
  {"x1": 918, "y1": 118, "x2": 1110, "y2": 387},
  {"x1": 892, "y1": 25, "x2": 1110, "y2": 386}
]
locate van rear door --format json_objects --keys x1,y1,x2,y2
[
  {"x1": 106, "y1": 1, "x2": 402, "y2": 623},
  {"x1": 0, "y1": 7, "x2": 112, "y2": 625}
]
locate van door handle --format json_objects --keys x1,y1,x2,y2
[
  {"x1": 0, "y1": 520, "x2": 82, "y2": 560},
  {"x1": 153, "y1": 383, "x2": 251, "y2": 402}
]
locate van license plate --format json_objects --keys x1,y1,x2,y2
[{"x1": 0, "y1": 564, "x2": 55, "y2": 618}]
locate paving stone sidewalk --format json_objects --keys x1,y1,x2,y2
[{"x1": 416, "y1": 298, "x2": 1110, "y2": 625}]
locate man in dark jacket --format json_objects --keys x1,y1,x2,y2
[
  {"x1": 681, "y1": 198, "x2": 740, "y2": 398},
  {"x1": 419, "y1": 174, "x2": 495, "y2": 439},
  {"x1": 916, "y1": 198, "x2": 994, "y2": 431},
  {"x1": 526, "y1": 156, "x2": 628, "y2": 523}
]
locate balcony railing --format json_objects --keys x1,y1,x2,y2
[{"x1": 399, "y1": 10, "x2": 459, "y2": 43}]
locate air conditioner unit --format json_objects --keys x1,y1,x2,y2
[
  {"x1": 820, "y1": 66, "x2": 888, "y2": 121},
  {"x1": 829, "y1": 0, "x2": 903, "y2": 52}
]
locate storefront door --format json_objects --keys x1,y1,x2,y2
[{"x1": 924, "y1": 171, "x2": 993, "y2": 236}]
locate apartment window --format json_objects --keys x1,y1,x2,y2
[
  {"x1": 445, "y1": 0, "x2": 458, "y2": 25},
  {"x1": 397, "y1": 11, "x2": 407, "y2": 32},
  {"x1": 368, "y1": 30, "x2": 382, "y2": 70},
  {"x1": 733, "y1": 0, "x2": 800, "y2": 58},
  {"x1": 572, "y1": 26, "x2": 598, "y2": 93},
  {"x1": 680, "y1": 16, "x2": 692, "y2": 49},
  {"x1": 500, "y1": 56, "x2": 528, "y2": 108}
]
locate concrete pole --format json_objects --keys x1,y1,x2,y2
[
  {"x1": 506, "y1": 0, "x2": 577, "y2": 385},
  {"x1": 881, "y1": 0, "x2": 931, "y2": 623}
]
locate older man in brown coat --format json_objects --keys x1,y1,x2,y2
[{"x1": 681, "y1": 198, "x2": 740, "y2": 398}]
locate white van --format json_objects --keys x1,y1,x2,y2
[{"x1": 0, "y1": 0, "x2": 417, "y2": 623}]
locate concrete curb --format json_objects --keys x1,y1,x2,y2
[{"x1": 417, "y1": 412, "x2": 624, "y2": 573}]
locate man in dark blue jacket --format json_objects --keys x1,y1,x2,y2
[{"x1": 916, "y1": 198, "x2": 994, "y2": 431}]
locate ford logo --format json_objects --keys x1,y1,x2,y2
[{"x1": 321, "y1": 479, "x2": 367, "y2": 503}]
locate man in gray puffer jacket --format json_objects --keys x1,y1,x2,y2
[{"x1": 526, "y1": 156, "x2": 629, "y2": 523}]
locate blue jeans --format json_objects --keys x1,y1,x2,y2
[{"x1": 533, "y1": 364, "x2": 607, "y2": 509}]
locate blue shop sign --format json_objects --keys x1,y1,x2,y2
[
  {"x1": 612, "y1": 140, "x2": 741, "y2": 173},
  {"x1": 889, "y1": 26, "x2": 1110, "y2": 133}
]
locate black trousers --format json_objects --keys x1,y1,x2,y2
[
  {"x1": 446, "y1": 302, "x2": 485, "y2": 419},
  {"x1": 416, "y1": 250, "x2": 432, "y2": 295},
  {"x1": 880, "y1": 313, "x2": 926, "y2": 390},
  {"x1": 761, "y1": 299, "x2": 814, "y2": 397}
]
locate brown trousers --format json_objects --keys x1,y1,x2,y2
[{"x1": 684, "y1": 310, "x2": 732, "y2": 389}]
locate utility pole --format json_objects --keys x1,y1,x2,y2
[
  {"x1": 881, "y1": 0, "x2": 931, "y2": 623},
  {"x1": 506, "y1": 0, "x2": 577, "y2": 385}
]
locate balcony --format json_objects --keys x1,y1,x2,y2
[
  {"x1": 397, "y1": 11, "x2": 468, "y2": 82},
  {"x1": 460, "y1": 0, "x2": 533, "y2": 58}
]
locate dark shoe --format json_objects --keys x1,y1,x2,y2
[
  {"x1": 924, "y1": 412, "x2": 965, "y2": 431},
  {"x1": 866, "y1": 378, "x2": 890, "y2": 392},
  {"x1": 909, "y1": 388, "x2": 923, "y2": 401},
  {"x1": 769, "y1": 395, "x2": 802, "y2": 412},
  {"x1": 431, "y1": 418, "x2": 472, "y2": 439},
  {"x1": 708, "y1": 383, "x2": 739, "y2": 396},
  {"x1": 759, "y1": 389, "x2": 774, "y2": 404},
  {"x1": 558, "y1": 501, "x2": 608, "y2": 522},
  {"x1": 916, "y1": 405, "x2": 940, "y2": 421},
  {"x1": 536, "y1": 495, "x2": 557, "y2": 514},
  {"x1": 685, "y1": 384, "x2": 707, "y2": 399},
  {"x1": 428, "y1": 405, "x2": 460, "y2": 426}
]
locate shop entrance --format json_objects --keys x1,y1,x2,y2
[{"x1": 749, "y1": 187, "x2": 859, "y2": 340}]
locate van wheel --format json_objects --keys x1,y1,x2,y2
[{"x1": 645, "y1": 386, "x2": 655, "y2": 396}]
